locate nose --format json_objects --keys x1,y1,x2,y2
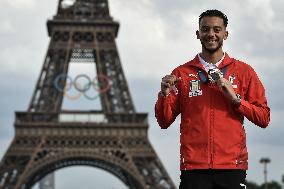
[{"x1": 207, "y1": 29, "x2": 215, "y2": 37}]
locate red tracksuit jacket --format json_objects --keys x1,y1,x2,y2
[{"x1": 155, "y1": 53, "x2": 270, "y2": 170}]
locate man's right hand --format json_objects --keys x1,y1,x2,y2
[{"x1": 161, "y1": 75, "x2": 181, "y2": 96}]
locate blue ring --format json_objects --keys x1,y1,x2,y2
[{"x1": 53, "y1": 73, "x2": 72, "y2": 92}]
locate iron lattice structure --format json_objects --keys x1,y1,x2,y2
[{"x1": 0, "y1": 0, "x2": 176, "y2": 189}]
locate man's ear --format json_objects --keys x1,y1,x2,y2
[
  {"x1": 224, "y1": 30, "x2": 229, "y2": 40},
  {"x1": 196, "y1": 30, "x2": 200, "y2": 39}
]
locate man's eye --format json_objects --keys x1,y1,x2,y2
[{"x1": 214, "y1": 28, "x2": 221, "y2": 32}]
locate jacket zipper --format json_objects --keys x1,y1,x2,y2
[
  {"x1": 209, "y1": 83, "x2": 214, "y2": 168},
  {"x1": 210, "y1": 154, "x2": 213, "y2": 168},
  {"x1": 210, "y1": 126, "x2": 214, "y2": 168}
]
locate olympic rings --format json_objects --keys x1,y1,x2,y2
[
  {"x1": 53, "y1": 73, "x2": 112, "y2": 100},
  {"x1": 83, "y1": 88, "x2": 101, "y2": 100},
  {"x1": 93, "y1": 75, "x2": 112, "y2": 93},
  {"x1": 63, "y1": 82, "x2": 82, "y2": 100},
  {"x1": 53, "y1": 74, "x2": 72, "y2": 92},
  {"x1": 74, "y1": 74, "x2": 92, "y2": 92}
]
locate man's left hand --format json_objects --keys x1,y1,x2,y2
[{"x1": 216, "y1": 78, "x2": 239, "y2": 105}]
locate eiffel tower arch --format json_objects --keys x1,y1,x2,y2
[{"x1": 0, "y1": 0, "x2": 176, "y2": 189}]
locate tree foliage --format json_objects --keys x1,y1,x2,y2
[{"x1": 245, "y1": 180, "x2": 282, "y2": 189}]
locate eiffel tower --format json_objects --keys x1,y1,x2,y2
[{"x1": 0, "y1": 0, "x2": 176, "y2": 188}]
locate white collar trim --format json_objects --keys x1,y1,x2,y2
[{"x1": 198, "y1": 53, "x2": 225, "y2": 72}]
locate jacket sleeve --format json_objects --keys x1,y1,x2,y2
[
  {"x1": 154, "y1": 72, "x2": 181, "y2": 129},
  {"x1": 236, "y1": 67, "x2": 270, "y2": 128}
]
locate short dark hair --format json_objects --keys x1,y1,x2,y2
[{"x1": 199, "y1": 9, "x2": 228, "y2": 27}]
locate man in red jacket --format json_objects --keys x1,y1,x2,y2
[{"x1": 155, "y1": 9, "x2": 270, "y2": 189}]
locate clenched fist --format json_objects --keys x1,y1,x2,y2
[{"x1": 161, "y1": 75, "x2": 181, "y2": 96}]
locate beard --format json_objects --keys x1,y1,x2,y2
[{"x1": 201, "y1": 40, "x2": 223, "y2": 54}]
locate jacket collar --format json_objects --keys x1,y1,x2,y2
[{"x1": 187, "y1": 53, "x2": 234, "y2": 72}]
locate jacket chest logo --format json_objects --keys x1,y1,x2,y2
[
  {"x1": 229, "y1": 75, "x2": 238, "y2": 88},
  {"x1": 189, "y1": 80, "x2": 202, "y2": 97}
]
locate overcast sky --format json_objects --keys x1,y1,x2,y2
[{"x1": 0, "y1": 0, "x2": 284, "y2": 188}]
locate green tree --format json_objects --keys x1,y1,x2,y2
[
  {"x1": 259, "y1": 180, "x2": 282, "y2": 189},
  {"x1": 245, "y1": 180, "x2": 259, "y2": 189},
  {"x1": 244, "y1": 180, "x2": 282, "y2": 189}
]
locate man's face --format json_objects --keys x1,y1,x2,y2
[{"x1": 196, "y1": 16, "x2": 228, "y2": 54}]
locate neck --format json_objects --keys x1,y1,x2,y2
[{"x1": 200, "y1": 49, "x2": 224, "y2": 64}]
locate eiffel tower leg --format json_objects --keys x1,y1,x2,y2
[
  {"x1": 0, "y1": 135, "x2": 45, "y2": 189},
  {"x1": 132, "y1": 155, "x2": 176, "y2": 189},
  {"x1": 28, "y1": 47, "x2": 70, "y2": 113}
]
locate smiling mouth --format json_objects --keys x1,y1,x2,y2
[
  {"x1": 205, "y1": 41, "x2": 217, "y2": 46},
  {"x1": 207, "y1": 39, "x2": 217, "y2": 43}
]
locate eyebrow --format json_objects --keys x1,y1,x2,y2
[{"x1": 201, "y1": 26, "x2": 222, "y2": 28}]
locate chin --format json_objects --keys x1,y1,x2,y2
[
  {"x1": 205, "y1": 47, "x2": 220, "y2": 54},
  {"x1": 201, "y1": 41, "x2": 223, "y2": 53},
  {"x1": 205, "y1": 46, "x2": 218, "y2": 51}
]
